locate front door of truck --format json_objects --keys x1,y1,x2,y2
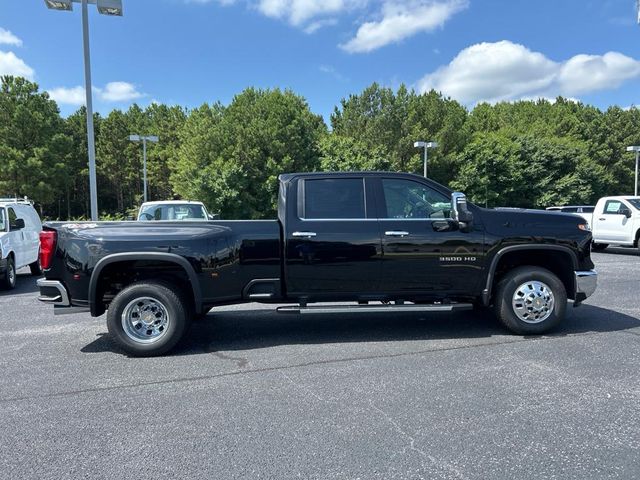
[
  {"x1": 593, "y1": 199, "x2": 634, "y2": 243},
  {"x1": 374, "y1": 177, "x2": 484, "y2": 296},
  {"x1": 284, "y1": 176, "x2": 381, "y2": 297}
]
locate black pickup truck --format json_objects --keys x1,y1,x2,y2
[{"x1": 37, "y1": 172, "x2": 597, "y2": 356}]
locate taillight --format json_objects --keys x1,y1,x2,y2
[{"x1": 39, "y1": 231, "x2": 57, "y2": 270}]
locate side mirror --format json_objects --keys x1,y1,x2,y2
[
  {"x1": 451, "y1": 192, "x2": 473, "y2": 232},
  {"x1": 622, "y1": 208, "x2": 632, "y2": 218},
  {"x1": 10, "y1": 218, "x2": 25, "y2": 231}
]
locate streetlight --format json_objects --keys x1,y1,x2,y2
[
  {"x1": 413, "y1": 141, "x2": 438, "y2": 178},
  {"x1": 44, "y1": 0, "x2": 123, "y2": 221},
  {"x1": 627, "y1": 146, "x2": 640, "y2": 196},
  {"x1": 129, "y1": 135, "x2": 159, "y2": 203}
]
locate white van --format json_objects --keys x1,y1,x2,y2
[
  {"x1": 137, "y1": 200, "x2": 215, "y2": 221},
  {"x1": 591, "y1": 196, "x2": 640, "y2": 251},
  {"x1": 0, "y1": 198, "x2": 42, "y2": 289}
]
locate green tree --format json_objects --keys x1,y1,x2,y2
[{"x1": 172, "y1": 88, "x2": 326, "y2": 218}]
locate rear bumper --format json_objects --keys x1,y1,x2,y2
[
  {"x1": 37, "y1": 278, "x2": 89, "y2": 315},
  {"x1": 574, "y1": 270, "x2": 597, "y2": 302}
]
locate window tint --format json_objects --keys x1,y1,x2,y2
[
  {"x1": 581, "y1": 207, "x2": 594, "y2": 213},
  {"x1": 562, "y1": 207, "x2": 578, "y2": 213},
  {"x1": 304, "y1": 178, "x2": 366, "y2": 219},
  {"x1": 627, "y1": 199, "x2": 640, "y2": 210},
  {"x1": 382, "y1": 179, "x2": 450, "y2": 219},
  {"x1": 0, "y1": 209, "x2": 5, "y2": 231},
  {"x1": 603, "y1": 200, "x2": 624, "y2": 215},
  {"x1": 7, "y1": 208, "x2": 17, "y2": 226}
]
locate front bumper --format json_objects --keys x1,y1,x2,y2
[
  {"x1": 37, "y1": 278, "x2": 89, "y2": 315},
  {"x1": 574, "y1": 270, "x2": 597, "y2": 302}
]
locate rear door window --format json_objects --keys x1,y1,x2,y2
[{"x1": 303, "y1": 178, "x2": 366, "y2": 219}]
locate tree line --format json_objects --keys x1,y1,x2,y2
[{"x1": 1, "y1": 75, "x2": 639, "y2": 220}]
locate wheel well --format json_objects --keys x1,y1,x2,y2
[
  {"x1": 94, "y1": 260, "x2": 196, "y2": 316},
  {"x1": 491, "y1": 250, "x2": 576, "y2": 300}
]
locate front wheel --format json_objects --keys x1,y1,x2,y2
[
  {"x1": 1, "y1": 256, "x2": 16, "y2": 290},
  {"x1": 107, "y1": 281, "x2": 191, "y2": 357},
  {"x1": 493, "y1": 266, "x2": 567, "y2": 335}
]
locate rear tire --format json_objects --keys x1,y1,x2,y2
[
  {"x1": 591, "y1": 242, "x2": 608, "y2": 251},
  {"x1": 1, "y1": 256, "x2": 16, "y2": 290},
  {"x1": 29, "y1": 257, "x2": 42, "y2": 276},
  {"x1": 493, "y1": 266, "x2": 566, "y2": 335},
  {"x1": 107, "y1": 281, "x2": 191, "y2": 357}
]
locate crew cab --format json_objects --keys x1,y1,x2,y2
[
  {"x1": 590, "y1": 196, "x2": 640, "y2": 251},
  {"x1": 0, "y1": 197, "x2": 42, "y2": 289},
  {"x1": 37, "y1": 172, "x2": 597, "y2": 356}
]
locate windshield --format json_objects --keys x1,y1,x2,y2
[
  {"x1": 138, "y1": 204, "x2": 208, "y2": 221},
  {"x1": 626, "y1": 199, "x2": 640, "y2": 210}
]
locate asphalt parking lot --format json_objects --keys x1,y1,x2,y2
[{"x1": 1, "y1": 250, "x2": 639, "y2": 480}]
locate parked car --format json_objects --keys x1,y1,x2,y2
[
  {"x1": 37, "y1": 172, "x2": 597, "y2": 356},
  {"x1": 546, "y1": 205, "x2": 595, "y2": 227},
  {"x1": 137, "y1": 200, "x2": 215, "y2": 221},
  {"x1": 0, "y1": 198, "x2": 42, "y2": 289},
  {"x1": 590, "y1": 196, "x2": 640, "y2": 251}
]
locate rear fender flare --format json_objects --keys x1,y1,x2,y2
[{"x1": 89, "y1": 252, "x2": 203, "y2": 315}]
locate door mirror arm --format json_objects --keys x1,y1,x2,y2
[{"x1": 451, "y1": 192, "x2": 474, "y2": 233}]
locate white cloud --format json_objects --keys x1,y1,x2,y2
[
  {"x1": 99, "y1": 81, "x2": 144, "y2": 102},
  {"x1": 0, "y1": 28, "x2": 22, "y2": 47},
  {"x1": 257, "y1": 0, "x2": 365, "y2": 26},
  {"x1": 47, "y1": 82, "x2": 144, "y2": 105},
  {"x1": 341, "y1": 0, "x2": 468, "y2": 53},
  {"x1": 418, "y1": 40, "x2": 640, "y2": 104},
  {"x1": 0, "y1": 51, "x2": 34, "y2": 79},
  {"x1": 48, "y1": 86, "x2": 86, "y2": 106}
]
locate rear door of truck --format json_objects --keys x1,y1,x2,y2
[{"x1": 282, "y1": 175, "x2": 381, "y2": 297}]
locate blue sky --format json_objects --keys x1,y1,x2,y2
[{"x1": 1, "y1": 0, "x2": 639, "y2": 120}]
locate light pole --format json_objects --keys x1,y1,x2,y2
[
  {"x1": 44, "y1": 0, "x2": 123, "y2": 220},
  {"x1": 129, "y1": 135, "x2": 159, "y2": 203},
  {"x1": 627, "y1": 146, "x2": 640, "y2": 196},
  {"x1": 413, "y1": 141, "x2": 438, "y2": 178}
]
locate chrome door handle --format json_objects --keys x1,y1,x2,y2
[
  {"x1": 599, "y1": 218, "x2": 605, "y2": 221},
  {"x1": 292, "y1": 231, "x2": 317, "y2": 238},
  {"x1": 385, "y1": 231, "x2": 409, "y2": 237}
]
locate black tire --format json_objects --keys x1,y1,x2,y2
[
  {"x1": 107, "y1": 281, "x2": 191, "y2": 357},
  {"x1": 493, "y1": 266, "x2": 567, "y2": 335},
  {"x1": 29, "y1": 257, "x2": 42, "y2": 276},
  {"x1": 591, "y1": 243, "x2": 608, "y2": 252},
  {"x1": 1, "y1": 256, "x2": 16, "y2": 290}
]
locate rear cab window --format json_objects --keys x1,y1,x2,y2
[
  {"x1": 0, "y1": 208, "x2": 5, "y2": 232},
  {"x1": 302, "y1": 178, "x2": 366, "y2": 219}
]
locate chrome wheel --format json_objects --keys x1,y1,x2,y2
[
  {"x1": 7, "y1": 260, "x2": 15, "y2": 287},
  {"x1": 512, "y1": 280, "x2": 555, "y2": 324},
  {"x1": 121, "y1": 297, "x2": 170, "y2": 344}
]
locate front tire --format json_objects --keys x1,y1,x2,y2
[
  {"x1": 1, "y1": 256, "x2": 16, "y2": 290},
  {"x1": 494, "y1": 266, "x2": 567, "y2": 335},
  {"x1": 107, "y1": 281, "x2": 191, "y2": 357}
]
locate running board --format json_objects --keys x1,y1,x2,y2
[{"x1": 276, "y1": 303, "x2": 473, "y2": 315}]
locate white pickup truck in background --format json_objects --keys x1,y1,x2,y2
[{"x1": 590, "y1": 196, "x2": 640, "y2": 251}]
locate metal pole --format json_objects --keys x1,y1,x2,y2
[
  {"x1": 633, "y1": 150, "x2": 640, "y2": 197},
  {"x1": 423, "y1": 147, "x2": 428, "y2": 178},
  {"x1": 143, "y1": 138, "x2": 148, "y2": 202},
  {"x1": 81, "y1": 0, "x2": 98, "y2": 221}
]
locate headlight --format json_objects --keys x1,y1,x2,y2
[{"x1": 578, "y1": 223, "x2": 591, "y2": 232}]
